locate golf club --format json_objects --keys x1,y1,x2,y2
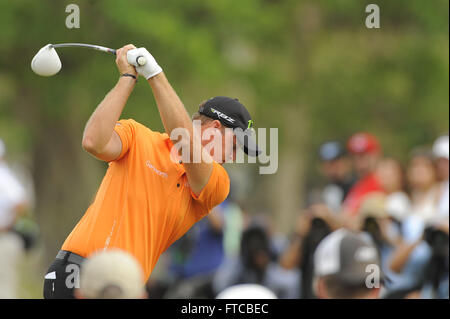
[{"x1": 31, "y1": 43, "x2": 147, "y2": 77}]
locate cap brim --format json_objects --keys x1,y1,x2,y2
[{"x1": 234, "y1": 128, "x2": 261, "y2": 157}]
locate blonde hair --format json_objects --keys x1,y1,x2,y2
[
  {"x1": 192, "y1": 99, "x2": 217, "y2": 125},
  {"x1": 191, "y1": 112, "x2": 214, "y2": 124}
]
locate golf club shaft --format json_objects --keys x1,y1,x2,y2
[
  {"x1": 50, "y1": 43, "x2": 146, "y2": 66},
  {"x1": 51, "y1": 43, "x2": 116, "y2": 55}
]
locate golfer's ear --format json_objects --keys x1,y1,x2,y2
[{"x1": 211, "y1": 120, "x2": 221, "y2": 129}]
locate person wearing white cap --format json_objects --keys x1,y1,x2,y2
[
  {"x1": 75, "y1": 249, "x2": 147, "y2": 299},
  {"x1": 432, "y1": 134, "x2": 449, "y2": 220},
  {"x1": 0, "y1": 138, "x2": 28, "y2": 298},
  {"x1": 313, "y1": 228, "x2": 381, "y2": 299},
  {"x1": 216, "y1": 284, "x2": 277, "y2": 299}
]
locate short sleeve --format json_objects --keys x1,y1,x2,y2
[
  {"x1": 113, "y1": 119, "x2": 136, "y2": 161},
  {"x1": 190, "y1": 162, "x2": 230, "y2": 212}
]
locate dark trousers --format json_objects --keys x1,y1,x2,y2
[{"x1": 43, "y1": 250, "x2": 85, "y2": 299}]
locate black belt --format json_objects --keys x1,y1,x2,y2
[{"x1": 56, "y1": 250, "x2": 85, "y2": 265}]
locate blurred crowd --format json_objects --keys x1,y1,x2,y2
[
  {"x1": 0, "y1": 132, "x2": 448, "y2": 299},
  {"x1": 146, "y1": 132, "x2": 449, "y2": 299}
]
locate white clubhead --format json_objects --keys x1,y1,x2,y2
[
  {"x1": 31, "y1": 44, "x2": 62, "y2": 76},
  {"x1": 31, "y1": 43, "x2": 146, "y2": 77}
]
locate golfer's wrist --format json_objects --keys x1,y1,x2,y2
[
  {"x1": 146, "y1": 71, "x2": 164, "y2": 86},
  {"x1": 118, "y1": 74, "x2": 137, "y2": 86}
]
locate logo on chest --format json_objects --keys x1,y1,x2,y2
[{"x1": 145, "y1": 161, "x2": 168, "y2": 178}]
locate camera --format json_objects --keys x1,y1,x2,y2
[
  {"x1": 362, "y1": 217, "x2": 383, "y2": 244},
  {"x1": 423, "y1": 226, "x2": 449, "y2": 257}
]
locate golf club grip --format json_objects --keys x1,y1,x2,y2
[
  {"x1": 112, "y1": 48, "x2": 147, "y2": 66},
  {"x1": 125, "y1": 53, "x2": 146, "y2": 66},
  {"x1": 136, "y1": 56, "x2": 146, "y2": 66}
]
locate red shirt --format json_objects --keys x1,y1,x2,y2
[{"x1": 342, "y1": 173, "x2": 384, "y2": 216}]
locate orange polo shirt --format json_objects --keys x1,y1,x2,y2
[{"x1": 62, "y1": 119, "x2": 230, "y2": 280}]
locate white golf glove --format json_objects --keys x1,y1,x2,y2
[{"x1": 127, "y1": 47, "x2": 162, "y2": 79}]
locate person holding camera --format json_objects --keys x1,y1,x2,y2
[
  {"x1": 387, "y1": 149, "x2": 449, "y2": 298},
  {"x1": 279, "y1": 204, "x2": 341, "y2": 298}
]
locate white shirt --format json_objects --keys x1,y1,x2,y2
[
  {"x1": 410, "y1": 185, "x2": 441, "y2": 223},
  {"x1": 437, "y1": 181, "x2": 449, "y2": 218},
  {"x1": 385, "y1": 191, "x2": 411, "y2": 222},
  {"x1": 0, "y1": 162, "x2": 26, "y2": 228}
]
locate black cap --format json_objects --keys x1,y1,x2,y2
[
  {"x1": 199, "y1": 96, "x2": 261, "y2": 157},
  {"x1": 318, "y1": 141, "x2": 345, "y2": 162}
]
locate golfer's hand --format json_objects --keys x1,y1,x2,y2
[
  {"x1": 115, "y1": 44, "x2": 138, "y2": 77},
  {"x1": 127, "y1": 47, "x2": 163, "y2": 80}
]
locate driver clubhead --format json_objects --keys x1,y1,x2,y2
[{"x1": 31, "y1": 44, "x2": 62, "y2": 76}]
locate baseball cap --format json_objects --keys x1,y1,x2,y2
[
  {"x1": 358, "y1": 193, "x2": 388, "y2": 220},
  {"x1": 319, "y1": 141, "x2": 345, "y2": 162},
  {"x1": 79, "y1": 249, "x2": 145, "y2": 299},
  {"x1": 347, "y1": 132, "x2": 381, "y2": 155},
  {"x1": 432, "y1": 134, "x2": 449, "y2": 160},
  {"x1": 314, "y1": 228, "x2": 381, "y2": 285},
  {"x1": 199, "y1": 96, "x2": 261, "y2": 157}
]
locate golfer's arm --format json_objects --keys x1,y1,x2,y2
[
  {"x1": 82, "y1": 77, "x2": 135, "y2": 161},
  {"x1": 147, "y1": 73, "x2": 213, "y2": 195}
]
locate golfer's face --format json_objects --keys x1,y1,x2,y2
[
  {"x1": 223, "y1": 130, "x2": 238, "y2": 163},
  {"x1": 201, "y1": 121, "x2": 238, "y2": 163},
  {"x1": 206, "y1": 127, "x2": 236, "y2": 164}
]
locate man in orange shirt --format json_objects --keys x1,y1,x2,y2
[{"x1": 43, "y1": 44, "x2": 260, "y2": 299}]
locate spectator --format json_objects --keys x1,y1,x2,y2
[
  {"x1": 342, "y1": 133, "x2": 384, "y2": 221},
  {"x1": 0, "y1": 138, "x2": 28, "y2": 299},
  {"x1": 222, "y1": 200, "x2": 245, "y2": 258},
  {"x1": 432, "y1": 134, "x2": 449, "y2": 219},
  {"x1": 359, "y1": 194, "x2": 402, "y2": 249},
  {"x1": 279, "y1": 204, "x2": 340, "y2": 298},
  {"x1": 313, "y1": 228, "x2": 381, "y2": 299},
  {"x1": 164, "y1": 205, "x2": 228, "y2": 298},
  {"x1": 357, "y1": 194, "x2": 404, "y2": 296},
  {"x1": 317, "y1": 141, "x2": 356, "y2": 212},
  {"x1": 213, "y1": 224, "x2": 300, "y2": 299},
  {"x1": 148, "y1": 197, "x2": 245, "y2": 299},
  {"x1": 216, "y1": 284, "x2": 277, "y2": 299},
  {"x1": 76, "y1": 249, "x2": 146, "y2": 299},
  {"x1": 376, "y1": 158, "x2": 411, "y2": 223},
  {"x1": 406, "y1": 150, "x2": 441, "y2": 222},
  {"x1": 387, "y1": 147, "x2": 448, "y2": 298},
  {"x1": 387, "y1": 217, "x2": 448, "y2": 299},
  {"x1": 420, "y1": 219, "x2": 449, "y2": 298}
]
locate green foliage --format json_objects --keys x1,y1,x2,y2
[{"x1": 0, "y1": 1, "x2": 447, "y2": 266}]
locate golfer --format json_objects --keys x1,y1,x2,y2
[{"x1": 43, "y1": 44, "x2": 260, "y2": 299}]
